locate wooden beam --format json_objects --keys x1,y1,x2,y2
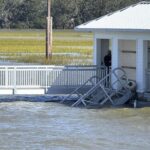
[
  {"x1": 122, "y1": 66, "x2": 136, "y2": 69},
  {"x1": 122, "y1": 50, "x2": 136, "y2": 53}
]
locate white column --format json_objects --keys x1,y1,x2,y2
[
  {"x1": 93, "y1": 36, "x2": 101, "y2": 66},
  {"x1": 136, "y1": 39, "x2": 145, "y2": 93},
  {"x1": 112, "y1": 38, "x2": 119, "y2": 70},
  {"x1": 144, "y1": 41, "x2": 148, "y2": 70},
  {"x1": 111, "y1": 38, "x2": 119, "y2": 89},
  {"x1": 93, "y1": 35, "x2": 97, "y2": 65}
]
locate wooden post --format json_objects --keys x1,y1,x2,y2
[{"x1": 46, "y1": 0, "x2": 52, "y2": 59}]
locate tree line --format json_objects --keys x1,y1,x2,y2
[{"x1": 0, "y1": 0, "x2": 144, "y2": 29}]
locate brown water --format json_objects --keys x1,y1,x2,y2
[{"x1": 0, "y1": 102, "x2": 150, "y2": 150}]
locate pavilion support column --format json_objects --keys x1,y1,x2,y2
[
  {"x1": 93, "y1": 36, "x2": 97, "y2": 65},
  {"x1": 111, "y1": 38, "x2": 120, "y2": 89},
  {"x1": 112, "y1": 38, "x2": 119, "y2": 70},
  {"x1": 136, "y1": 39, "x2": 145, "y2": 93},
  {"x1": 93, "y1": 37, "x2": 101, "y2": 66}
]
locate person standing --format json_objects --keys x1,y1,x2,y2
[
  {"x1": 104, "y1": 50, "x2": 111, "y2": 70},
  {"x1": 104, "y1": 50, "x2": 111, "y2": 87}
]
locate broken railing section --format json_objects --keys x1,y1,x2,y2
[{"x1": 61, "y1": 68, "x2": 136, "y2": 107}]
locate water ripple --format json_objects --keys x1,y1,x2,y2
[{"x1": 0, "y1": 102, "x2": 150, "y2": 150}]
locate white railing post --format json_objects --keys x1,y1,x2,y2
[
  {"x1": 5, "y1": 67, "x2": 8, "y2": 87},
  {"x1": 66, "y1": 66, "x2": 69, "y2": 90},
  {"x1": 13, "y1": 67, "x2": 16, "y2": 95},
  {"x1": 45, "y1": 66, "x2": 48, "y2": 94}
]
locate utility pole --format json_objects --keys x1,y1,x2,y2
[{"x1": 46, "y1": 0, "x2": 52, "y2": 59}]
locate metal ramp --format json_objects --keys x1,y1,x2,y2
[
  {"x1": 61, "y1": 76, "x2": 101, "y2": 104},
  {"x1": 61, "y1": 68, "x2": 133, "y2": 107}
]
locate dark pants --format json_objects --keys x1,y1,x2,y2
[{"x1": 106, "y1": 66, "x2": 110, "y2": 87}]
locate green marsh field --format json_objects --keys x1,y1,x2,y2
[{"x1": 0, "y1": 30, "x2": 93, "y2": 65}]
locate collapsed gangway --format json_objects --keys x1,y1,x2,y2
[{"x1": 61, "y1": 68, "x2": 135, "y2": 107}]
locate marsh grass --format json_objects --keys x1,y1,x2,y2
[
  {"x1": 0, "y1": 29, "x2": 93, "y2": 65},
  {"x1": 6, "y1": 54, "x2": 92, "y2": 65}
]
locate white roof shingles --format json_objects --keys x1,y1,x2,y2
[{"x1": 75, "y1": 1, "x2": 150, "y2": 32}]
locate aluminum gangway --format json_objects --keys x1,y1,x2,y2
[
  {"x1": 61, "y1": 68, "x2": 133, "y2": 107},
  {"x1": 61, "y1": 75, "x2": 101, "y2": 103}
]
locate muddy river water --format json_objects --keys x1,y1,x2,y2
[{"x1": 0, "y1": 102, "x2": 150, "y2": 150}]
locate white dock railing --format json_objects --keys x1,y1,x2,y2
[{"x1": 0, "y1": 65, "x2": 107, "y2": 94}]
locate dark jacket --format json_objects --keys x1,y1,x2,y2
[{"x1": 104, "y1": 54, "x2": 111, "y2": 67}]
